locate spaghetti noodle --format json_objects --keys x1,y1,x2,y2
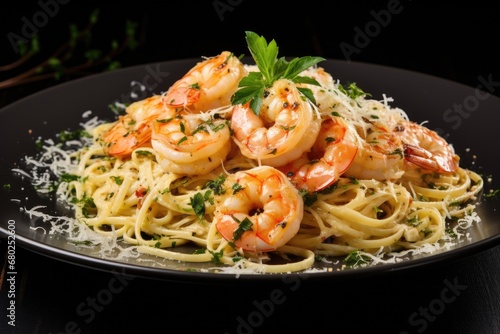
[{"x1": 28, "y1": 32, "x2": 484, "y2": 274}]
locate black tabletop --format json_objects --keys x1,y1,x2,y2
[{"x1": 1, "y1": 1, "x2": 500, "y2": 333}]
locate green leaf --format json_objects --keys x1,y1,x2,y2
[
  {"x1": 85, "y1": 49, "x2": 102, "y2": 61},
  {"x1": 89, "y1": 8, "x2": 100, "y2": 24},
  {"x1": 283, "y1": 56, "x2": 325, "y2": 80},
  {"x1": 338, "y1": 82, "x2": 371, "y2": 100},
  {"x1": 190, "y1": 192, "x2": 205, "y2": 220},
  {"x1": 125, "y1": 20, "x2": 138, "y2": 50},
  {"x1": 17, "y1": 41, "x2": 28, "y2": 56},
  {"x1": 47, "y1": 57, "x2": 61, "y2": 67},
  {"x1": 60, "y1": 173, "x2": 79, "y2": 182},
  {"x1": 31, "y1": 36, "x2": 40, "y2": 54},
  {"x1": 111, "y1": 176, "x2": 123, "y2": 185},
  {"x1": 208, "y1": 249, "x2": 224, "y2": 264},
  {"x1": 232, "y1": 216, "x2": 253, "y2": 241},
  {"x1": 107, "y1": 61, "x2": 121, "y2": 71},
  {"x1": 343, "y1": 250, "x2": 371, "y2": 268},
  {"x1": 297, "y1": 87, "x2": 317, "y2": 105},
  {"x1": 292, "y1": 75, "x2": 321, "y2": 85},
  {"x1": 231, "y1": 85, "x2": 263, "y2": 106},
  {"x1": 250, "y1": 96, "x2": 263, "y2": 116},
  {"x1": 204, "y1": 173, "x2": 227, "y2": 195},
  {"x1": 69, "y1": 24, "x2": 79, "y2": 42},
  {"x1": 245, "y1": 31, "x2": 278, "y2": 83},
  {"x1": 232, "y1": 31, "x2": 325, "y2": 115}
]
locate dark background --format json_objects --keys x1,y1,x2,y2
[
  {"x1": 1, "y1": 0, "x2": 499, "y2": 105},
  {"x1": 1, "y1": 1, "x2": 500, "y2": 334}
]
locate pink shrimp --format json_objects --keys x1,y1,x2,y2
[
  {"x1": 164, "y1": 51, "x2": 247, "y2": 111},
  {"x1": 151, "y1": 110, "x2": 232, "y2": 175},
  {"x1": 214, "y1": 166, "x2": 303, "y2": 252},
  {"x1": 394, "y1": 120, "x2": 459, "y2": 173},
  {"x1": 231, "y1": 78, "x2": 321, "y2": 167},
  {"x1": 278, "y1": 116, "x2": 358, "y2": 192},
  {"x1": 344, "y1": 120, "x2": 406, "y2": 181},
  {"x1": 100, "y1": 95, "x2": 173, "y2": 159}
]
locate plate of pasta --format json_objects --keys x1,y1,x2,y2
[{"x1": 1, "y1": 32, "x2": 499, "y2": 282}]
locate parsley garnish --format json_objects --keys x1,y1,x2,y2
[
  {"x1": 338, "y1": 82, "x2": 371, "y2": 100},
  {"x1": 60, "y1": 173, "x2": 79, "y2": 182},
  {"x1": 189, "y1": 192, "x2": 206, "y2": 220},
  {"x1": 71, "y1": 194, "x2": 96, "y2": 218},
  {"x1": 208, "y1": 249, "x2": 224, "y2": 264},
  {"x1": 204, "y1": 174, "x2": 227, "y2": 195},
  {"x1": 349, "y1": 176, "x2": 359, "y2": 185},
  {"x1": 484, "y1": 189, "x2": 500, "y2": 199},
  {"x1": 231, "y1": 215, "x2": 253, "y2": 241},
  {"x1": 388, "y1": 148, "x2": 403, "y2": 159},
  {"x1": 343, "y1": 251, "x2": 371, "y2": 268},
  {"x1": 406, "y1": 217, "x2": 422, "y2": 227},
  {"x1": 58, "y1": 129, "x2": 91, "y2": 142},
  {"x1": 110, "y1": 176, "x2": 123, "y2": 185},
  {"x1": 135, "y1": 150, "x2": 156, "y2": 160},
  {"x1": 230, "y1": 31, "x2": 325, "y2": 115},
  {"x1": 299, "y1": 189, "x2": 318, "y2": 206},
  {"x1": 232, "y1": 183, "x2": 244, "y2": 194}
]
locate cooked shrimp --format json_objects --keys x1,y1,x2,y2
[
  {"x1": 151, "y1": 110, "x2": 232, "y2": 175},
  {"x1": 394, "y1": 120, "x2": 459, "y2": 173},
  {"x1": 278, "y1": 116, "x2": 358, "y2": 192},
  {"x1": 231, "y1": 78, "x2": 321, "y2": 167},
  {"x1": 344, "y1": 120, "x2": 406, "y2": 181},
  {"x1": 164, "y1": 51, "x2": 247, "y2": 111},
  {"x1": 298, "y1": 66, "x2": 336, "y2": 112},
  {"x1": 100, "y1": 95, "x2": 173, "y2": 159},
  {"x1": 214, "y1": 165, "x2": 303, "y2": 252}
]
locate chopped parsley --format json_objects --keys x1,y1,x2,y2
[
  {"x1": 58, "y1": 129, "x2": 91, "y2": 142},
  {"x1": 231, "y1": 31, "x2": 325, "y2": 115},
  {"x1": 343, "y1": 250, "x2": 371, "y2": 268},
  {"x1": 71, "y1": 194, "x2": 96, "y2": 218},
  {"x1": 231, "y1": 215, "x2": 253, "y2": 241},
  {"x1": 204, "y1": 174, "x2": 227, "y2": 195},
  {"x1": 484, "y1": 189, "x2": 499, "y2": 199},
  {"x1": 60, "y1": 173, "x2": 79, "y2": 182},
  {"x1": 208, "y1": 249, "x2": 224, "y2": 264},
  {"x1": 110, "y1": 176, "x2": 123, "y2": 185},
  {"x1": 232, "y1": 183, "x2": 244, "y2": 194},
  {"x1": 338, "y1": 82, "x2": 371, "y2": 100},
  {"x1": 135, "y1": 150, "x2": 156, "y2": 160},
  {"x1": 189, "y1": 192, "x2": 206, "y2": 220}
]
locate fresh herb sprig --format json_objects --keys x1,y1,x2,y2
[{"x1": 231, "y1": 31, "x2": 325, "y2": 115}]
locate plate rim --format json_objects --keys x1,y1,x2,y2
[
  {"x1": 3, "y1": 226, "x2": 499, "y2": 283},
  {"x1": 2, "y1": 57, "x2": 500, "y2": 282}
]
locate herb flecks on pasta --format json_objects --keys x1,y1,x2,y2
[{"x1": 50, "y1": 32, "x2": 484, "y2": 273}]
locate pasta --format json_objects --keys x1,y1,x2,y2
[{"x1": 41, "y1": 32, "x2": 484, "y2": 274}]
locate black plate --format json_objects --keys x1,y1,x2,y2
[{"x1": 1, "y1": 59, "x2": 499, "y2": 283}]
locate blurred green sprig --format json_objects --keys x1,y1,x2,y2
[{"x1": 0, "y1": 8, "x2": 139, "y2": 90}]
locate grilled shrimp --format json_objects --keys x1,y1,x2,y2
[
  {"x1": 151, "y1": 111, "x2": 232, "y2": 175},
  {"x1": 278, "y1": 116, "x2": 358, "y2": 192},
  {"x1": 298, "y1": 66, "x2": 337, "y2": 112},
  {"x1": 214, "y1": 166, "x2": 303, "y2": 252},
  {"x1": 100, "y1": 95, "x2": 172, "y2": 159},
  {"x1": 394, "y1": 120, "x2": 459, "y2": 173},
  {"x1": 164, "y1": 51, "x2": 247, "y2": 112},
  {"x1": 231, "y1": 78, "x2": 321, "y2": 167},
  {"x1": 344, "y1": 119, "x2": 406, "y2": 181}
]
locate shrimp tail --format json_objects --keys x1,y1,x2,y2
[{"x1": 404, "y1": 143, "x2": 459, "y2": 173}]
